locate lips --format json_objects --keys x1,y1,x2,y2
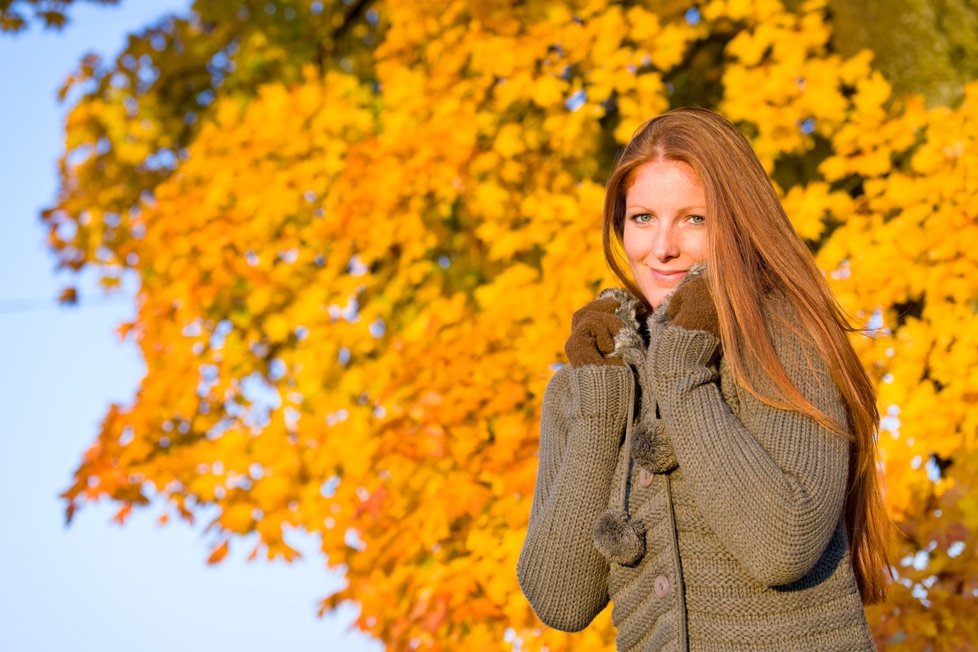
[{"x1": 648, "y1": 268, "x2": 688, "y2": 283}]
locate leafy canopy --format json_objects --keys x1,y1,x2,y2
[{"x1": 49, "y1": 0, "x2": 978, "y2": 649}]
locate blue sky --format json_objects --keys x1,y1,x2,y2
[{"x1": 0, "y1": 3, "x2": 382, "y2": 650}]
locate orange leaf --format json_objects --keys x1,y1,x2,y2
[{"x1": 206, "y1": 540, "x2": 229, "y2": 565}]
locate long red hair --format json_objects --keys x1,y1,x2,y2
[{"x1": 602, "y1": 106, "x2": 890, "y2": 603}]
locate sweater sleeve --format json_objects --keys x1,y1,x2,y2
[
  {"x1": 649, "y1": 312, "x2": 850, "y2": 587},
  {"x1": 516, "y1": 363, "x2": 633, "y2": 631}
]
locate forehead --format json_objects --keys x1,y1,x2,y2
[{"x1": 624, "y1": 159, "x2": 705, "y2": 206}]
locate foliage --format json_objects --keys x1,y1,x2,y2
[
  {"x1": 0, "y1": 0, "x2": 120, "y2": 32},
  {"x1": 50, "y1": 0, "x2": 978, "y2": 649}
]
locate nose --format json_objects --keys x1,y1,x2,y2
[{"x1": 652, "y1": 222, "x2": 679, "y2": 262}]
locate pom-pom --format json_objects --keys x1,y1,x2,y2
[
  {"x1": 593, "y1": 510, "x2": 646, "y2": 566},
  {"x1": 631, "y1": 417, "x2": 678, "y2": 474}
]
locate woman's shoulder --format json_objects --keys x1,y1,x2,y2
[
  {"x1": 756, "y1": 288, "x2": 820, "y2": 357},
  {"x1": 758, "y1": 285, "x2": 801, "y2": 328},
  {"x1": 732, "y1": 287, "x2": 837, "y2": 397},
  {"x1": 745, "y1": 288, "x2": 851, "y2": 425}
]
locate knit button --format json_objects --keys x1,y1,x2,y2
[
  {"x1": 638, "y1": 467, "x2": 654, "y2": 488},
  {"x1": 653, "y1": 574, "x2": 670, "y2": 598}
]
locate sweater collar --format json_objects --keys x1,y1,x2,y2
[{"x1": 596, "y1": 261, "x2": 708, "y2": 357}]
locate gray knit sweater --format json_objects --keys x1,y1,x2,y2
[{"x1": 516, "y1": 272, "x2": 876, "y2": 651}]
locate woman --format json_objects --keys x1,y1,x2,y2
[{"x1": 516, "y1": 107, "x2": 890, "y2": 651}]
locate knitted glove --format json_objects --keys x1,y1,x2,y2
[
  {"x1": 564, "y1": 297, "x2": 626, "y2": 367},
  {"x1": 666, "y1": 274, "x2": 720, "y2": 339}
]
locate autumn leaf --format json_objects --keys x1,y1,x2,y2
[
  {"x1": 52, "y1": 0, "x2": 978, "y2": 649},
  {"x1": 206, "y1": 540, "x2": 229, "y2": 565}
]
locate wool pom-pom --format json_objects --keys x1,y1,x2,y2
[
  {"x1": 631, "y1": 417, "x2": 678, "y2": 474},
  {"x1": 593, "y1": 510, "x2": 646, "y2": 566}
]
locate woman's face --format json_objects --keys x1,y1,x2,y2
[{"x1": 622, "y1": 158, "x2": 711, "y2": 308}]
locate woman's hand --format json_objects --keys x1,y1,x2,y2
[
  {"x1": 564, "y1": 297, "x2": 626, "y2": 367},
  {"x1": 666, "y1": 274, "x2": 720, "y2": 339}
]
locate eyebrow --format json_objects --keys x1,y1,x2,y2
[{"x1": 625, "y1": 205, "x2": 706, "y2": 213}]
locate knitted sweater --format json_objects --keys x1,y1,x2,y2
[{"x1": 516, "y1": 271, "x2": 876, "y2": 651}]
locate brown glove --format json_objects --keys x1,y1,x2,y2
[
  {"x1": 666, "y1": 275, "x2": 720, "y2": 339},
  {"x1": 564, "y1": 297, "x2": 626, "y2": 367}
]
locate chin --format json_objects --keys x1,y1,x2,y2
[
  {"x1": 638, "y1": 283, "x2": 670, "y2": 306},
  {"x1": 642, "y1": 288, "x2": 668, "y2": 308}
]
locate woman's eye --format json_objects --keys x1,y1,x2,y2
[
  {"x1": 687, "y1": 214, "x2": 706, "y2": 225},
  {"x1": 631, "y1": 213, "x2": 652, "y2": 223}
]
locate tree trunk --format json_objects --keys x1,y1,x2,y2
[{"x1": 827, "y1": 0, "x2": 978, "y2": 107}]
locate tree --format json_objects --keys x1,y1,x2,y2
[
  {"x1": 50, "y1": 0, "x2": 978, "y2": 648},
  {"x1": 1, "y1": 0, "x2": 120, "y2": 32}
]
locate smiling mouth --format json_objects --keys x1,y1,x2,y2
[
  {"x1": 650, "y1": 268, "x2": 687, "y2": 277},
  {"x1": 646, "y1": 268, "x2": 689, "y2": 284}
]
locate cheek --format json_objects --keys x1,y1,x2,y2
[
  {"x1": 687, "y1": 230, "x2": 711, "y2": 261},
  {"x1": 622, "y1": 223, "x2": 646, "y2": 261}
]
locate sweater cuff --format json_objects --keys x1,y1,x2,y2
[
  {"x1": 566, "y1": 364, "x2": 633, "y2": 421},
  {"x1": 652, "y1": 325, "x2": 721, "y2": 377}
]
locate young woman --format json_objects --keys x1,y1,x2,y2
[{"x1": 516, "y1": 107, "x2": 890, "y2": 650}]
